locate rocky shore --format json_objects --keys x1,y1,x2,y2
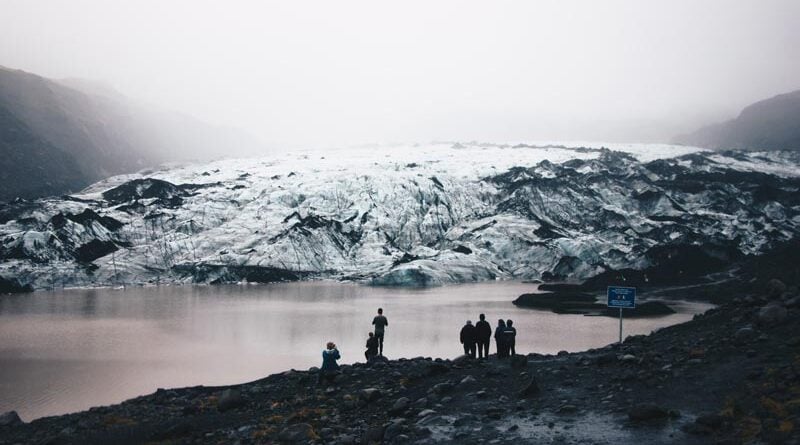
[{"x1": 1, "y1": 273, "x2": 799, "y2": 444}]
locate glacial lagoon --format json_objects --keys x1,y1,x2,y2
[{"x1": 0, "y1": 281, "x2": 712, "y2": 420}]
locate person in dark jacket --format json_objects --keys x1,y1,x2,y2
[
  {"x1": 495, "y1": 319, "x2": 507, "y2": 358},
  {"x1": 475, "y1": 313, "x2": 492, "y2": 359},
  {"x1": 460, "y1": 320, "x2": 477, "y2": 358},
  {"x1": 318, "y1": 341, "x2": 341, "y2": 384},
  {"x1": 365, "y1": 332, "x2": 379, "y2": 361},
  {"x1": 372, "y1": 308, "x2": 388, "y2": 356},
  {"x1": 504, "y1": 319, "x2": 517, "y2": 357}
]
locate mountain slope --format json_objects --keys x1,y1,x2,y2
[
  {"x1": 675, "y1": 90, "x2": 800, "y2": 151},
  {"x1": 0, "y1": 66, "x2": 264, "y2": 201},
  {"x1": 0, "y1": 103, "x2": 86, "y2": 200},
  {"x1": 0, "y1": 143, "x2": 797, "y2": 291}
]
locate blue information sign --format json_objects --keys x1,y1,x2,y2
[{"x1": 607, "y1": 286, "x2": 636, "y2": 309}]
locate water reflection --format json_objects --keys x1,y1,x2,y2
[{"x1": 0, "y1": 281, "x2": 711, "y2": 420}]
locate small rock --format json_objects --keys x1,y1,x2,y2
[
  {"x1": 486, "y1": 407, "x2": 505, "y2": 419},
  {"x1": 620, "y1": 354, "x2": 637, "y2": 362},
  {"x1": 426, "y1": 362, "x2": 450, "y2": 376},
  {"x1": 459, "y1": 375, "x2": 477, "y2": 386},
  {"x1": 518, "y1": 378, "x2": 541, "y2": 398},
  {"x1": 360, "y1": 388, "x2": 382, "y2": 403},
  {"x1": 734, "y1": 327, "x2": 757, "y2": 343},
  {"x1": 453, "y1": 415, "x2": 476, "y2": 427},
  {"x1": 417, "y1": 409, "x2": 437, "y2": 418},
  {"x1": 596, "y1": 353, "x2": 616, "y2": 365},
  {"x1": 510, "y1": 355, "x2": 528, "y2": 369},
  {"x1": 337, "y1": 433, "x2": 356, "y2": 445},
  {"x1": 695, "y1": 413, "x2": 724, "y2": 429},
  {"x1": 557, "y1": 404, "x2": 577, "y2": 414},
  {"x1": 362, "y1": 425, "x2": 385, "y2": 443},
  {"x1": 279, "y1": 423, "x2": 317, "y2": 443},
  {"x1": 766, "y1": 279, "x2": 787, "y2": 299},
  {"x1": 384, "y1": 421, "x2": 408, "y2": 441},
  {"x1": 389, "y1": 397, "x2": 410, "y2": 414},
  {"x1": 430, "y1": 382, "x2": 454, "y2": 394},
  {"x1": 628, "y1": 404, "x2": 669, "y2": 422}
]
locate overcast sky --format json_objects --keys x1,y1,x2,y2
[{"x1": 1, "y1": 0, "x2": 799, "y2": 149}]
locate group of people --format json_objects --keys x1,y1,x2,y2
[
  {"x1": 460, "y1": 314, "x2": 516, "y2": 359},
  {"x1": 319, "y1": 308, "x2": 520, "y2": 383},
  {"x1": 364, "y1": 307, "x2": 388, "y2": 361},
  {"x1": 320, "y1": 308, "x2": 389, "y2": 383}
]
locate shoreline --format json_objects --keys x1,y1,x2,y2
[{"x1": 2, "y1": 278, "x2": 798, "y2": 444}]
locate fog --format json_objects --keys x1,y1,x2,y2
[{"x1": 1, "y1": 0, "x2": 799, "y2": 150}]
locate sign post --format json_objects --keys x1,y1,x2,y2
[{"x1": 607, "y1": 286, "x2": 636, "y2": 343}]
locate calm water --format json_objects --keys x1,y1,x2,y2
[{"x1": 0, "y1": 281, "x2": 711, "y2": 420}]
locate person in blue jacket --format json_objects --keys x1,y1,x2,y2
[{"x1": 318, "y1": 341, "x2": 341, "y2": 384}]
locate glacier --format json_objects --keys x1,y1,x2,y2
[{"x1": 1, "y1": 142, "x2": 799, "y2": 291}]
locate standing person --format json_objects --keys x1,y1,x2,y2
[
  {"x1": 495, "y1": 319, "x2": 507, "y2": 358},
  {"x1": 365, "y1": 332, "x2": 379, "y2": 361},
  {"x1": 504, "y1": 319, "x2": 517, "y2": 357},
  {"x1": 460, "y1": 320, "x2": 477, "y2": 358},
  {"x1": 372, "y1": 308, "x2": 388, "y2": 356},
  {"x1": 318, "y1": 342, "x2": 340, "y2": 384},
  {"x1": 475, "y1": 314, "x2": 492, "y2": 359}
]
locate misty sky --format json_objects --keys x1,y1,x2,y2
[{"x1": 1, "y1": 0, "x2": 799, "y2": 149}]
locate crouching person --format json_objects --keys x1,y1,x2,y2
[
  {"x1": 365, "y1": 332, "x2": 379, "y2": 361},
  {"x1": 318, "y1": 341, "x2": 341, "y2": 384}
]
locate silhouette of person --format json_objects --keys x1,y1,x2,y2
[
  {"x1": 504, "y1": 319, "x2": 517, "y2": 357},
  {"x1": 475, "y1": 313, "x2": 492, "y2": 359},
  {"x1": 365, "y1": 332, "x2": 379, "y2": 361},
  {"x1": 495, "y1": 319, "x2": 507, "y2": 358},
  {"x1": 318, "y1": 341, "x2": 340, "y2": 384},
  {"x1": 460, "y1": 320, "x2": 477, "y2": 358},
  {"x1": 372, "y1": 308, "x2": 388, "y2": 356}
]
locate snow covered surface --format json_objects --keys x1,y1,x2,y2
[{"x1": 1, "y1": 142, "x2": 798, "y2": 290}]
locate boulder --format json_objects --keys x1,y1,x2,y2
[
  {"x1": 0, "y1": 410, "x2": 23, "y2": 427},
  {"x1": 217, "y1": 388, "x2": 245, "y2": 412},
  {"x1": 766, "y1": 279, "x2": 787, "y2": 299},
  {"x1": 758, "y1": 303, "x2": 788, "y2": 326}
]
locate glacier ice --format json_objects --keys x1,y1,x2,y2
[{"x1": 1, "y1": 142, "x2": 798, "y2": 290}]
